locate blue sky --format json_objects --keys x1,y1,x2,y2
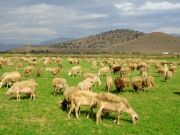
[{"x1": 0, "y1": 0, "x2": 180, "y2": 44}]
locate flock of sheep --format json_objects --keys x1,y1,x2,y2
[{"x1": 0, "y1": 56, "x2": 178, "y2": 125}]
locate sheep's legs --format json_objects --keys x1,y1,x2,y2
[{"x1": 96, "y1": 106, "x2": 104, "y2": 125}]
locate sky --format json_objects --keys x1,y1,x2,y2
[{"x1": 0, "y1": 0, "x2": 180, "y2": 44}]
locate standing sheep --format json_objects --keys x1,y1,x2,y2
[
  {"x1": 164, "y1": 71, "x2": 172, "y2": 83},
  {"x1": 114, "y1": 77, "x2": 124, "y2": 94},
  {"x1": 68, "y1": 66, "x2": 82, "y2": 77},
  {"x1": 0, "y1": 71, "x2": 22, "y2": 88},
  {"x1": 78, "y1": 80, "x2": 93, "y2": 91},
  {"x1": 83, "y1": 73, "x2": 97, "y2": 80},
  {"x1": 46, "y1": 67, "x2": 60, "y2": 78},
  {"x1": 23, "y1": 66, "x2": 34, "y2": 77},
  {"x1": 122, "y1": 78, "x2": 131, "y2": 92},
  {"x1": 52, "y1": 77, "x2": 69, "y2": 96},
  {"x1": 90, "y1": 93, "x2": 138, "y2": 125},
  {"x1": 98, "y1": 67, "x2": 111, "y2": 77},
  {"x1": 131, "y1": 76, "x2": 142, "y2": 92},
  {"x1": 106, "y1": 76, "x2": 113, "y2": 92},
  {"x1": 141, "y1": 71, "x2": 155, "y2": 92},
  {"x1": 85, "y1": 76, "x2": 102, "y2": 87},
  {"x1": 6, "y1": 85, "x2": 35, "y2": 101}
]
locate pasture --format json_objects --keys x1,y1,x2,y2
[{"x1": 0, "y1": 55, "x2": 179, "y2": 135}]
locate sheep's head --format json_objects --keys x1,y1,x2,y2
[
  {"x1": 132, "y1": 113, "x2": 139, "y2": 125},
  {"x1": 61, "y1": 99, "x2": 68, "y2": 111},
  {"x1": 68, "y1": 72, "x2": 71, "y2": 77}
]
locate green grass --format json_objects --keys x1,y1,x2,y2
[{"x1": 0, "y1": 56, "x2": 180, "y2": 135}]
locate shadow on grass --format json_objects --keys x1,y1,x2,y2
[{"x1": 173, "y1": 92, "x2": 180, "y2": 96}]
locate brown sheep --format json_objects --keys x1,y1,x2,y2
[{"x1": 114, "y1": 77, "x2": 124, "y2": 94}]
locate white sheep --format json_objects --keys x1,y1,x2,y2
[
  {"x1": 0, "y1": 71, "x2": 22, "y2": 88},
  {"x1": 83, "y1": 73, "x2": 97, "y2": 80},
  {"x1": 164, "y1": 71, "x2": 172, "y2": 83},
  {"x1": 98, "y1": 67, "x2": 111, "y2": 77},
  {"x1": 106, "y1": 76, "x2": 113, "y2": 92},
  {"x1": 78, "y1": 80, "x2": 93, "y2": 91},
  {"x1": 46, "y1": 67, "x2": 60, "y2": 78},
  {"x1": 141, "y1": 71, "x2": 155, "y2": 92},
  {"x1": 131, "y1": 76, "x2": 143, "y2": 92},
  {"x1": 23, "y1": 66, "x2": 34, "y2": 77},
  {"x1": 6, "y1": 85, "x2": 35, "y2": 101},
  {"x1": 68, "y1": 66, "x2": 82, "y2": 77},
  {"x1": 52, "y1": 77, "x2": 69, "y2": 96},
  {"x1": 85, "y1": 76, "x2": 102, "y2": 87}
]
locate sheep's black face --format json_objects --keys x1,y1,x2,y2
[{"x1": 61, "y1": 99, "x2": 68, "y2": 111}]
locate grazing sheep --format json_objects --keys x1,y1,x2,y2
[
  {"x1": 85, "y1": 76, "x2": 102, "y2": 87},
  {"x1": 36, "y1": 67, "x2": 42, "y2": 77},
  {"x1": 120, "y1": 67, "x2": 131, "y2": 78},
  {"x1": 52, "y1": 77, "x2": 69, "y2": 96},
  {"x1": 67, "y1": 90, "x2": 97, "y2": 119},
  {"x1": 90, "y1": 93, "x2": 138, "y2": 125},
  {"x1": 122, "y1": 78, "x2": 131, "y2": 92},
  {"x1": 141, "y1": 71, "x2": 155, "y2": 92},
  {"x1": 106, "y1": 76, "x2": 113, "y2": 92},
  {"x1": 113, "y1": 66, "x2": 121, "y2": 74},
  {"x1": 13, "y1": 79, "x2": 38, "y2": 92},
  {"x1": 169, "y1": 65, "x2": 177, "y2": 73},
  {"x1": 78, "y1": 80, "x2": 93, "y2": 91},
  {"x1": 157, "y1": 68, "x2": 165, "y2": 76},
  {"x1": 46, "y1": 67, "x2": 60, "y2": 78},
  {"x1": 16, "y1": 63, "x2": 23, "y2": 70},
  {"x1": 98, "y1": 67, "x2": 111, "y2": 77},
  {"x1": 68, "y1": 66, "x2": 82, "y2": 77},
  {"x1": 164, "y1": 71, "x2": 172, "y2": 83},
  {"x1": 114, "y1": 77, "x2": 124, "y2": 94},
  {"x1": 83, "y1": 73, "x2": 97, "y2": 80},
  {"x1": 131, "y1": 76, "x2": 142, "y2": 92},
  {"x1": 6, "y1": 85, "x2": 35, "y2": 101},
  {"x1": 0, "y1": 71, "x2": 22, "y2": 88},
  {"x1": 61, "y1": 86, "x2": 79, "y2": 111},
  {"x1": 23, "y1": 66, "x2": 34, "y2": 77}
]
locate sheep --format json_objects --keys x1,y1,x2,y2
[
  {"x1": 98, "y1": 67, "x2": 111, "y2": 77},
  {"x1": 112, "y1": 66, "x2": 121, "y2": 74},
  {"x1": 61, "y1": 86, "x2": 79, "y2": 111},
  {"x1": 122, "y1": 77, "x2": 131, "y2": 92},
  {"x1": 78, "y1": 80, "x2": 93, "y2": 91},
  {"x1": 68, "y1": 66, "x2": 82, "y2": 77},
  {"x1": 23, "y1": 66, "x2": 34, "y2": 77},
  {"x1": 85, "y1": 76, "x2": 102, "y2": 87},
  {"x1": 36, "y1": 67, "x2": 42, "y2": 77},
  {"x1": 12, "y1": 79, "x2": 38, "y2": 92},
  {"x1": 67, "y1": 90, "x2": 97, "y2": 119},
  {"x1": 169, "y1": 65, "x2": 177, "y2": 73},
  {"x1": 120, "y1": 67, "x2": 131, "y2": 78},
  {"x1": 83, "y1": 73, "x2": 97, "y2": 80},
  {"x1": 141, "y1": 71, "x2": 155, "y2": 92},
  {"x1": 164, "y1": 71, "x2": 172, "y2": 83},
  {"x1": 16, "y1": 63, "x2": 23, "y2": 70},
  {"x1": 106, "y1": 76, "x2": 113, "y2": 92},
  {"x1": 131, "y1": 76, "x2": 143, "y2": 92},
  {"x1": 114, "y1": 77, "x2": 124, "y2": 94},
  {"x1": 0, "y1": 71, "x2": 22, "y2": 88},
  {"x1": 46, "y1": 67, "x2": 60, "y2": 78},
  {"x1": 6, "y1": 85, "x2": 35, "y2": 101},
  {"x1": 90, "y1": 93, "x2": 138, "y2": 125},
  {"x1": 52, "y1": 77, "x2": 69, "y2": 96}
]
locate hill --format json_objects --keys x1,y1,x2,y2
[{"x1": 7, "y1": 29, "x2": 180, "y2": 54}]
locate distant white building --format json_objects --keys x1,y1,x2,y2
[{"x1": 163, "y1": 52, "x2": 168, "y2": 54}]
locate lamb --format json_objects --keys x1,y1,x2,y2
[
  {"x1": 6, "y1": 85, "x2": 35, "y2": 101},
  {"x1": 98, "y1": 67, "x2": 111, "y2": 77},
  {"x1": 131, "y1": 76, "x2": 143, "y2": 92},
  {"x1": 0, "y1": 71, "x2": 22, "y2": 88},
  {"x1": 141, "y1": 71, "x2": 155, "y2": 92},
  {"x1": 90, "y1": 93, "x2": 138, "y2": 125},
  {"x1": 78, "y1": 80, "x2": 93, "y2": 91},
  {"x1": 106, "y1": 76, "x2": 113, "y2": 92},
  {"x1": 23, "y1": 66, "x2": 34, "y2": 77},
  {"x1": 46, "y1": 67, "x2": 60, "y2": 78},
  {"x1": 85, "y1": 76, "x2": 102, "y2": 87},
  {"x1": 164, "y1": 71, "x2": 172, "y2": 83},
  {"x1": 67, "y1": 90, "x2": 97, "y2": 119},
  {"x1": 68, "y1": 66, "x2": 82, "y2": 77},
  {"x1": 52, "y1": 77, "x2": 69, "y2": 96},
  {"x1": 61, "y1": 86, "x2": 79, "y2": 111}
]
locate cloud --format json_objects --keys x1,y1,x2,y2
[{"x1": 139, "y1": 1, "x2": 180, "y2": 10}]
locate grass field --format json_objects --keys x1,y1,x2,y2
[{"x1": 0, "y1": 55, "x2": 179, "y2": 135}]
